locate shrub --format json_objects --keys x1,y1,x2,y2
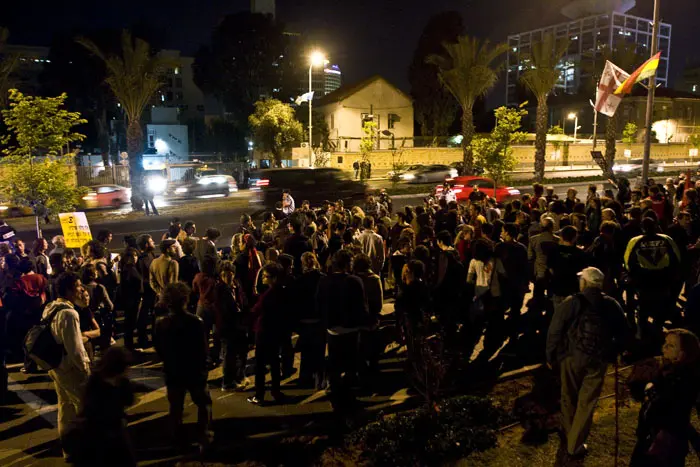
[{"x1": 339, "y1": 396, "x2": 511, "y2": 466}]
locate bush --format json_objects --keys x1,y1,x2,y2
[{"x1": 338, "y1": 396, "x2": 512, "y2": 466}]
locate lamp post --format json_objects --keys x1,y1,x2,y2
[
  {"x1": 309, "y1": 51, "x2": 327, "y2": 165},
  {"x1": 568, "y1": 112, "x2": 580, "y2": 142}
]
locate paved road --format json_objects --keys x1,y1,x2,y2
[{"x1": 1, "y1": 302, "x2": 417, "y2": 466}]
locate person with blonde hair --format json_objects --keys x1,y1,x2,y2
[{"x1": 230, "y1": 233, "x2": 245, "y2": 255}]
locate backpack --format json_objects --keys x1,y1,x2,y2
[
  {"x1": 24, "y1": 304, "x2": 71, "y2": 371},
  {"x1": 570, "y1": 294, "x2": 612, "y2": 360}
]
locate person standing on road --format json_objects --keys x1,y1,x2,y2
[
  {"x1": 248, "y1": 263, "x2": 287, "y2": 405},
  {"x1": 155, "y1": 282, "x2": 212, "y2": 451},
  {"x1": 316, "y1": 250, "x2": 369, "y2": 413},
  {"x1": 352, "y1": 253, "x2": 383, "y2": 383},
  {"x1": 282, "y1": 189, "x2": 296, "y2": 217},
  {"x1": 192, "y1": 255, "x2": 220, "y2": 367},
  {"x1": 283, "y1": 215, "x2": 312, "y2": 276},
  {"x1": 357, "y1": 216, "x2": 386, "y2": 278},
  {"x1": 149, "y1": 239, "x2": 180, "y2": 300},
  {"x1": 546, "y1": 267, "x2": 629, "y2": 463},
  {"x1": 216, "y1": 260, "x2": 250, "y2": 391},
  {"x1": 143, "y1": 182, "x2": 159, "y2": 216},
  {"x1": 119, "y1": 247, "x2": 142, "y2": 351},
  {"x1": 42, "y1": 272, "x2": 91, "y2": 458}
]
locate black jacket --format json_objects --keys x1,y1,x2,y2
[
  {"x1": 155, "y1": 311, "x2": 208, "y2": 385},
  {"x1": 295, "y1": 270, "x2": 325, "y2": 322},
  {"x1": 495, "y1": 240, "x2": 529, "y2": 294},
  {"x1": 284, "y1": 233, "x2": 312, "y2": 275},
  {"x1": 316, "y1": 272, "x2": 369, "y2": 331},
  {"x1": 177, "y1": 254, "x2": 200, "y2": 287},
  {"x1": 548, "y1": 244, "x2": 588, "y2": 297}
]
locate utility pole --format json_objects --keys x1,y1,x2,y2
[{"x1": 641, "y1": 0, "x2": 660, "y2": 185}]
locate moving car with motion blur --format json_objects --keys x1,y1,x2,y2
[
  {"x1": 171, "y1": 175, "x2": 238, "y2": 199},
  {"x1": 80, "y1": 184, "x2": 131, "y2": 209},
  {"x1": 401, "y1": 164, "x2": 458, "y2": 183},
  {"x1": 250, "y1": 167, "x2": 367, "y2": 210},
  {"x1": 0, "y1": 202, "x2": 33, "y2": 218},
  {"x1": 386, "y1": 164, "x2": 423, "y2": 179},
  {"x1": 612, "y1": 158, "x2": 666, "y2": 178},
  {"x1": 435, "y1": 176, "x2": 521, "y2": 203}
]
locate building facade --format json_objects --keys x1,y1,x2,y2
[
  {"x1": 305, "y1": 63, "x2": 342, "y2": 99},
  {"x1": 153, "y1": 50, "x2": 208, "y2": 124},
  {"x1": 315, "y1": 76, "x2": 414, "y2": 153},
  {"x1": 2, "y1": 45, "x2": 50, "y2": 96},
  {"x1": 506, "y1": 1, "x2": 671, "y2": 106}
]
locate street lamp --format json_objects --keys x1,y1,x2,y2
[
  {"x1": 568, "y1": 112, "x2": 580, "y2": 143},
  {"x1": 308, "y1": 51, "x2": 327, "y2": 163}
]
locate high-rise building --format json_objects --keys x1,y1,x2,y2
[
  {"x1": 251, "y1": 0, "x2": 275, "y2": 19},
  {"x1": 505, "y1": 0, "x2": 671, "y2": 106},
  {"x1": 304, "y1": 63, "x2": 342, "y2": 99},
  {"x1": 323, "y1": 64, "x2": 342, "y2": 95}
]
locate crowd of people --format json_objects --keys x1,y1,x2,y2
[{"x1": 1, "y1": 175, "x2": 700, "y2": 465}]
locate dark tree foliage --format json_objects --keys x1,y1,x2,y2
[
  {"x1": 193, "y1": 13, "x2": 302, "y2": 137},
  {"x1": 408, "y1": 12, "x2": 464, "y2": 139}
]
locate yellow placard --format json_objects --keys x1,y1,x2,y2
[{"x1": 59, "y1": 212, "x2": 93, "y2": 248}]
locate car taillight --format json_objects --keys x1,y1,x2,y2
[{"x1": 256, "y1": 179, "x2": 269, "y2": 187}]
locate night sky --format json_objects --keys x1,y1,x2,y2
[{"x1": 2, "y1": 0, "x2": 697, "y2": 100}]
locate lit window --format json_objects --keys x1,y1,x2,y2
[{"x1": 174, "y1": 67, "x2": 180, "y2": 75}]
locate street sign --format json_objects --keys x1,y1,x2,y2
[{"x1": 59, "y1": 212, "x2": 93, "y2": 248}]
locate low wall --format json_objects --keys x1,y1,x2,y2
[{"x1": 328, "y1": 143, "x2": 697, "y2": 173}]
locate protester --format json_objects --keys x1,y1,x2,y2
[
  {"x1": 248, "y1": 263, "x2": 287, "y2": 405},
  {"x1": 546, "y1": 267, "x2": 629, "y2": 462},
  {"x1": 42, "y1": 272, "x2": 91, "y2": 458},
  {"x1": 295, "y1": 252, "x2": 326, "y2": 389},
  {"x1": 192, "y1": 255, "x2": 220, "y2": 366},
  {"x1": 155, "y1": 282, "x2": 212, "y2": 451},
  {"x1": 316, "y1": 250, "x2": 369, "y2": 413}
]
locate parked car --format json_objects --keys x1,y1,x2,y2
[
  {"x1": 171, "y1": 175, "x2": 238, "y2": 199},
  {"x1": 250, "y1": 167, "x2": 367, "y2": 210},
  {"x1": 435, "y1": 176, "x2": 521, "y2": 203},
  {"x1": 81, "y1": 184, "x2": 131, "y2": 209},
  {"x1": 402, "y1": 164, "x2": 458, "y2": 183}
]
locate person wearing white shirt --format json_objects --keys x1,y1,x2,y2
[
  {"x1": 282, "y1": 189, "x2": 295, "y2": 216},
  {"x1": 41, "y1": 272, "x2": 91, "y2": 454},
  {"x1": 357, "y1": 216, "x2": 386, "y2": 276}
]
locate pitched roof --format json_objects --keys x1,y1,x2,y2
[{"x1": 314, "y1": 75, "x2": 411, "y2": 107}]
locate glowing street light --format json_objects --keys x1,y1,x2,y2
[
  {"x1": 308, "y1": 50, "x2": 327, "y2": 162},
  {"x1": 568, "y1": 112, "x2": 580, "y2": 143}
]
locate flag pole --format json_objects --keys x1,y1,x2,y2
[
  {"x1": 592, "y1": 109, "x2": 598, "y2": 151},
  {"x1": 642, "y1": 0, "x2": 660, "y2": 185}
]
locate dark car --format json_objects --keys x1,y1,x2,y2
[
  {"x1": 250, "y1": 167, "x2": 367, "y2": 210},
  {"x1": 171, "y1": 175, "x2": 238, "y2": 199}
]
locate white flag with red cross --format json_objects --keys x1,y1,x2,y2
[{"x1": 595, "y1": 61, "x2": 630, "y2": 117}]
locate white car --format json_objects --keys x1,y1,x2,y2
[
  {"x1": 612, "y1": 158, "x2": 665, "y2": 178},
  {"x1": 401, "y1": 164, "x2": 459, "y2": 184},
  {"x1": 387, "y1": 164, "x2": 423, "y2": 179}
]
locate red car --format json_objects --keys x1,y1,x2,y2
[{"x1": 435, "y1": 176, "x2": 521, "y2": 203}]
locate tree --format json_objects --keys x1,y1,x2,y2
[
  {"x1": 360, "y1": 120, "x2": 377, "y2": 182},
  {"x1": 519, "y1": 33, "x2": 570, "y2": 181},
  {"x1": 689, "y1": 133, "x2": 700, "y2": 149},
  {"x1": 409, "y1": 12, "x2": 463, "y2": 140},
  {"x1": 193, "y1": 12, "x2": 298, "y2": 153},
  {"x1": 297, "y1": 109, "x2": 331, "y2": 151},
  {"x1": 0, "y1": 28, "x2": 19, "y2": 109},
  {"x1": 427, "y1": 36, "x2": 508, "y2": 175},
  {"x1": 471, "y1": 105, "x2": 528, "y2": 198},
  {"x1": 548, "y1": 124, "x2": 564, "y2": 154},
  {"x1": 1, "y1": 90, "x2": 87, "y2": 235},
  {"x1": 248, "y1": 99, "x2": 303, "y2": 167},
  {"x1": 622, "y1": 122, "x2": 638, "y2": 146},
  {"x1": 77, "y1": 31, "x2": 174, "y2": 209}
]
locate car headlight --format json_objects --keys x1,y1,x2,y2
[
  {"x1": 147, "y1": 176, "x2": 167, "y2": 193},
  {"x1": 401, "y1": 173, "x2": 416, "y2": 180},
  {"x1": 449, "y1": 169, "x2": 458, "y2": 178},
  {"x1": 0, "y1": 206, "x2": 8, "y2": 211},
  {"x1": 175, "y1": 187, "x2": 188, "y2": 194}
]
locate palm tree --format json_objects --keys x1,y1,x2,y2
[
  {"x1": 0, "y1": 28, "x2": 19, "y2": 109},
  {"x1": 520, "y1": 34, "x2": 570, "y2": 181},
  {"x1": 77, "y1": 31, "x2": 174, "y2": 209},
  {"x1": 427, "y1": 36, "x2": 508, "y2": 175}
]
